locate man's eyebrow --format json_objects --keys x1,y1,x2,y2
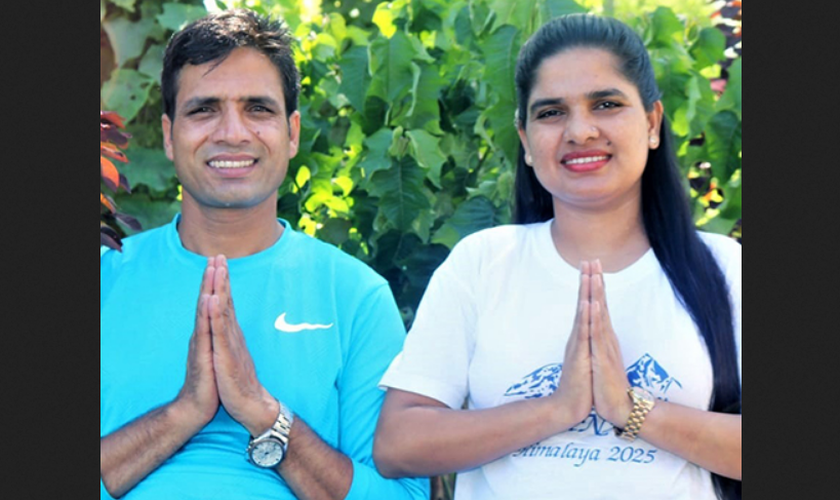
[
  {"x1": 240, "y1": 96, "x2": 281, "y2": 108},
  {"x1": 180, "y1": 97, "x2": 219, "y2": 111}
]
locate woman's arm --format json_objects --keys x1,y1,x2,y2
[
  {"x1": 375, "y1": 269, "x2": 596, "y2": 478},
  {"x1": 373, "y1": 388, "x2": 587, "y2": 478}
]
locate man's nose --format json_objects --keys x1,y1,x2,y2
[{"x1": 211, "y1": 108, "x2": 251, "y2": 145}]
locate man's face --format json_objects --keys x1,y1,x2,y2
[{"x1": 162, "y1": 47, "x2": 300, "y2": 211}]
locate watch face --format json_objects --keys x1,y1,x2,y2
[
  {"x1": 632, "y1": 387, "x2": 655, "y2": 405},
  {"x1": 251, "y1": 439, "x2": 285, "y2": 467}
]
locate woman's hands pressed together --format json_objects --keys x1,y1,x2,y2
[{"x1": 552, "y1": 259, "x2": 633, "y2": 430}]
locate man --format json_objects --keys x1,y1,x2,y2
[{"x1": 100, "y1": 9, "x2": 429, "y2": 500}]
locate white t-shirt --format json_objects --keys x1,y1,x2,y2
[{"x1": 379, "y1": 220, "x2": 741, "y2": 500}]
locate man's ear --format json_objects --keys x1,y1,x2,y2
[
  {"x1": 287, "y1": 110, "x2": 301, "y2": 159},
  {"x1": 162, "y1": 114, "x2": 174, "y2": 161}
]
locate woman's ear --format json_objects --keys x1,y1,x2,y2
[
  {"x1": 517, "y1": 126, "x2": 533, "y2": 167},
  {"x1": 647, "y1": 101, "x2": 664, "y2": 149}
]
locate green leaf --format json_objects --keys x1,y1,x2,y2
[
  {"x1": 482, "y1": 25, "x2": 520, "y2": 104},
  {"x1": 116, "y1": 147, "x2": 177, "y2": 194},
  {"x1": 650, "y1": 7, "x2": 685, "y2": 47},
  {"x1": 156, "y1": 3, "x2": 207, "y2": 32},
  {"x1": 490, "y1": 0, "x2": 536, "y2": 32},
  {"x1": 368, "y1": 31, "x2": 417, "y2": 103},
  {"x1": 359, "y1": 128, "x2": 395, "y2": 178},
  {"x1": 101, "y1": 69, "x2": 156, "y2": 123},
  {"x1": 369, "y1": 156, "x2": 430, "y2": 232},
  {"x1": 102, "y1": 16, "x2": 162, "y2": 67},
  {"x1": 405, "y1": 63, "x2": 444, "y2": 133},
  {"x1": 407, "y1": 129, "x2": 446, "y2": 188},
  {"x1": 110, "y1": 0, "x2": 136, "y2": 13},
  {"x1": 101, "y1": 0, "x2": 106, "y2": 21},
  {"x1": 481, "y1": 95, "x2": 519, "y2": 164},
  {"x1": 138, "y1": 44, "x2": 165, "y2": 84},
  {"x1": 716, "y1": 58, "x2": 741, "y2": 117},
  {"x1": 540, "y1": 0, "x2": 587, "y2": 23},
  {"x1": 704, "y1": 110, "x2": 741, "y2": 181},
  {"x1": 454, "y1": 6, "x2": 471, "y2": 45},
  {"x1": 318, "y1": 218, "x2": 353, "y2": 246},
  {"x1": 689, "y1": 27, "x2": 726, "y2": 70},
  {"x1": 112, "y1": 193, "x2": 180, "y2": 235},
  {"x1": 338, "y1": 45, "x2": 370, "y2": 112},
  {"x1": 432, "y1": 196, "x2": 498, "y2": 248}
]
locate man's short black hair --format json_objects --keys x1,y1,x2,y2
[{"x1": 161, "y1": 8, "x2": 300, "y2": 121}]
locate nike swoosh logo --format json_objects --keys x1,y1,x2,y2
[{"x1": 274, "y1": 313, "x2": 334, "y2": 333}]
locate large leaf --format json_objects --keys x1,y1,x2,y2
[
  {"x1": 491, "y1": 0, "x2": 537, "y2": 31},
  {"x1": 481, "y1": 25, "x2": 520, "y2": 105},
  {"x1": 368, "y1": 31, "x2": 417, "y2": 104},
  {"x1": 689, "y1": 27, "x2": 726, "y2": 71},
  {"x1": 407, "y1": 129, "x2": 446, "y2": 188},
  {"x1": 116, "y1": 147, "x2": 177, "y2": 194},
  {"x1": 338, "y1": 45, "x2": 370, "y2": 112},
  {"x1": 704, "y1": 110, "x2": 741, "y2": 181},
  {"x1": 650, "y1": 7, "x2": 685, "y2": 47},
  {"x1": 716, "y1": 58, "x2": 741, "y2": 117},
  {"x1": 358, "y1": 128, "x2": 395, "y2": 179},
  {"x1": 101, "y1": 16, "x2": 162, "y2": 67},
  {"x1": 113, "y1": 193, "x2": 180, "y2": 234},
  {"x1": 156, "y1": 3, "x2": 207, "y2": 32},
  {"x1": 539, "y1": 0, "x2": 587, "y2": 24},
  {"x1": 138, "y1": 44, "x2": 165, "y2": 84},
  {"x1": 432, "y1": 196, "x2": 498, "y2": 248},
  {"x1": 368, "y1": 156, "x2": 430, "y2": 232},
  {"x1": 404, "y1": 63, "x2": 445, "y2": 133},
  {"x1": 101, "y1": 69, "x2": 156, "y2": 123}
]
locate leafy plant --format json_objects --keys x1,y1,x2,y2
[{"x1": 101, "y1": 111, "x2": 141, "y2": 250}]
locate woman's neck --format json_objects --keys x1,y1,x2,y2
[{"x1": 550, "y1": 195, "x2": 649, "y2": 273}]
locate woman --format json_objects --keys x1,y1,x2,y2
[{"x1": 373, "y1": 13, "x2": 741, "y2": 500}]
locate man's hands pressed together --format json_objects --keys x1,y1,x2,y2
[{"x1": 205, "y1": 255, "x2": 279, "y2": 437}]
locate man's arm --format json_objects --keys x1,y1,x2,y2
[
  {"x1": 100, "y1": 266, "x2": 219, "y2": 498},
  {"x1": 208, "y1": 256, "x2": 427, "y2": 500}
]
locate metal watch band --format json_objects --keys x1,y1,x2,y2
[{"x1": 615, "y1": 388, "x2": 654, "y2": 442}]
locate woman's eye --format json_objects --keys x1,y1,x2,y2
[
  {"x1": 596, "y1": 101, "x2": 621, "y2": 110},
  {"x1": 537, "y1": 109, "x2": 563, "y2": 119}
]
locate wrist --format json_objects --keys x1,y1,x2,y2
[
  {"x1": 168, "y1": 398, "x2": 213, "y2": 434},
  {"x1": 243, "y1": 392, "x2": 281, "y2": 437}
]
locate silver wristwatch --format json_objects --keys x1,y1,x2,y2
[{"x1": 246, "y1": 400, "x2": 294, "y2": 468}]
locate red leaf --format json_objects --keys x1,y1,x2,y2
[
  {"x1": 119, "y1": 173, "x2": 132, "y2": 194},
  {"x1": 101, "y1": 192, "x2": 116, "y2": 213},
  {"x1": 115, "y1": 212, "x2": 143, "y2": 231},
  {"x1": 101, "y1": 156, "x2": 120, "y2": 192},
  {"x1": 100, "y1": 226, "x2": 123, "y2": 251},
  {"x1": 100, "y1": 111, "x2": 125, "y2": 129},
  {"x1": 101, "y1": 123, "x2": 131, "y2": 147},
  {"x1": 100, "y1": 142, "x2": 129, "y2": 163}
]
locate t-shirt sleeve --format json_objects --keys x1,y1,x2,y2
[
  {"x1": 337, "y1": 283, "x2": 429, "y2": 500},
  {"x1": 379, "y1": 235, "x2": 480, "y2": 409}
]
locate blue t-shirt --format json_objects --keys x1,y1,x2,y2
[{"x1": 101, "y1": 215, "x2": 428, "y2": 500}]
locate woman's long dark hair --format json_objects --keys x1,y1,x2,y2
[{"x1": 513, "y1": 15, "x2": 740, "y2": 500}]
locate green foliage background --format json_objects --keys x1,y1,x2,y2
[{"x1": 101, "y1": 0, "x2": 742, "y2": 329}]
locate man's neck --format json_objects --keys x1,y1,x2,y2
[
  {"x1": 177, "y1": 196, "x2": 284, "y2": 259},
  {"x1": 550, "y1": 192, "x2": 649, "y2": 273}
]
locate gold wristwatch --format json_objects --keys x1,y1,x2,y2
[{"x1": 614, "y1": 386, "x2": 656, "y2": 441}]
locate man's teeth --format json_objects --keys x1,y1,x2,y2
[
  {"x1": 565, "y1": 156, "x2": 609, "y2": 165},
  {"x1": 208, "y1": 160, "x2": 256, "y2": 168}
]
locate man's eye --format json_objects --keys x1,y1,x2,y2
[
  {"x1": 187, "y1": 107, "x2": 213, "y2": 115},
  {"x1": 250, "y1": 105, "x2": 272, "y2": 113}
]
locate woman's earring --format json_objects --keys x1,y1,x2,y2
[
  {"x1": 649, "y1": 136, "x2": 658, "y2": 147},
  {"x1": 525, "y1": 154, "x2": 533, "y2": 165}
]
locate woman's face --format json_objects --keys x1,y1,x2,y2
[{"x1": 518, "y1": 47, "x2": 663, "y2": 211}]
